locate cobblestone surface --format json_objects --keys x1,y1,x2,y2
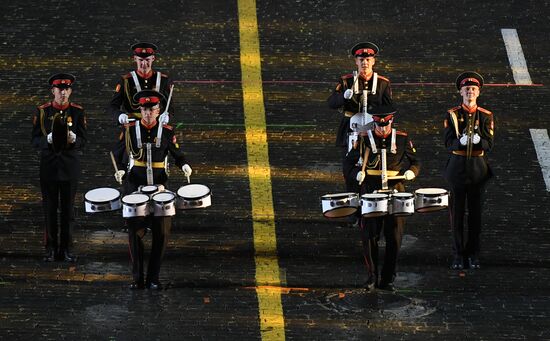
[{"x1": 1, "y1": 0, "x2": 550, "y2": 340}]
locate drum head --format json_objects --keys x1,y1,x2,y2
[
  {"x1": 85, "y1": 187, "x2": 120, "y2": 202},
  {"x1": 392, "y1": 192, "x2": 413, "y2": 198},
  {"x1": 140, "y1": 185, "x2": 159, "y2": 194},
  {"x1": 152, "y1": 191, "x2": 175, "y2": 203},
  {"x1": 321, "y1": 192, "x2": 357, "y2": 200},
  {"x1": 415, "y1": 188, "x2": 448, "y2": 196},
  {"x1": 362, "y1": 193, "x2": 388, "y2": 199},
  {"x1": 122, "y1": 193, "x2": 150, "y2": 204},
  {"x1": 177, "y1": 184, "x2": 210, "y2": 199}
]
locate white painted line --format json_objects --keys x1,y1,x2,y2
[
  {"x1": 530, "y1": 129, "x2": 550, "y2": 191},
  {"x1": 501, "y1": 28, "x2": 533, "y2": 84}
]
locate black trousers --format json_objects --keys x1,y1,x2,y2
[
  {"x1": 450, "y1": 183, "x2": 486, "y2": 258},
  {"x1": 40, "y1": 179, "x2": 77, "y2": 251},
  {"x1": 360, "y1": 214, "x2": 404, "y2": 284},
  {"x1": 127, "y1": 215, "x2": 171, "y2": 283}
]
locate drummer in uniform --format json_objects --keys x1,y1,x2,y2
[
  {"x1": 328, "y1": 42, "x2": 393, "y2": 196},
  {"x1": 444, "y1": 72, "x2": 494, "y2": 270},
  {"x1": 112, "y1": 90, "x2": 192, "y2": 290},
  {"x1": 108, "y1": 42, "x2": 173, "y2": 127},
  {"x1": 344, "y1": 105, "x2": 420, "y2": 292},
  {"x1": 31, "y1": 73, "x2": 87, "y2": 262}
]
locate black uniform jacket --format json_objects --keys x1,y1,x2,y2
[
  {"x1": 344, "y1": 130, "x2": 420, "y2": 193},
  {"x1": 443, "y1": 104, "x2": 494, "y2": 185},
  {"x1": 108, "y1": 71, "x2": 173, "y2": 122},
  {"x1": 31, "y1": 102, "x2": 87, "y2": 181},
  {"x1": 327, "y1": 73, "x2": 393, "y2": 147},
  {"x1": 113, "y1": 120, "x2": 187, "y2": 186}
]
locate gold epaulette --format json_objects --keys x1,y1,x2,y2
[
  {"x1": 447, "y1": 105, "x2": 461, "y2": 113},
  {"x1": 70, "y1": 103, "x2": 83, "y2": 109},
  {"x1": 163, "y1": 124, "x2": 173, "y2": 130},
  {"x1": 341, "y1": 73, "x2": 353, "y2": 80},
  {"x1": 124, "y1": 121, "x2": 137, "y2": 127},
  {"x1": 377, "y1": 75, "x2": 390, "y2": 82},
  {"x1": 396, "y1": 130, "x2": 407, "y2": 136},
  {"x1": 122, "y1": 73, "x2": 132, "y2": 79}
]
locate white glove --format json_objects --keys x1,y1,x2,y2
[
  {"x1": 356, "y1": 171, "x2": 365, "y2": 183},
  {"x1": 159, "y1": 112, "x2": 170, "y2": 125},
  {"x1": 472, "y1": 133, "x2": 481, "y2": 144},
  {"x1": 114, "y1": 170, "x2": 125, "y2": 184},
  {"x1": 459, "y1": 134, "x2": 468, "y2": 146},
  {"x1": 68, "y1": 131, "x2": 76, "y2": 144},
  {"x1": 343, "y1": 89, "x2": 353, "y2": 100},
  {"x1": 404, "y1": 170, "x2": 416, "y2": 181},
  {"x1": 47, "y1": 133, "x2": 53, "y2": 144},
  {"x1": 118, "y1": 113, "x2": 129, "y2": 125},
  {"x1": 181, "y1": 164, "x2": 192, "y2": 177}
]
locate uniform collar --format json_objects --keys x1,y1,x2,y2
[
  {"x1": 52, "y1": 101, "x2": 70, "y2": 110},
  {"x1": 136, "y1": 70, "x2": 154, "y2": 79},
  {"x1": 140, "y1": 119, "x2": 157, "y2": 130},
  {"x1": 462, "y1": 103, "x2": 478, "y2": 113}
]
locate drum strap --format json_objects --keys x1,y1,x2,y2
[
  {"x1": 390, "y1": 128, "x2": 397, "y2": 154},
  {"x1": 146, "y1": 143, "x2": 154, "y2": 185},
  {"x1": 367, "y1": 130, "x2": 378, "y2": 154},
  {"x1": 130, "y1": 71, "x2": 142, "y2": 93},
  {"x1": 371, "y1": 72, "x2": 378, "y2": 95},
  {"x1": 135, "y1": 120, "x2": 142, "y2": 148},
  {"x1": 154, "y1": 72, "x2": 161, "y2": 91}
]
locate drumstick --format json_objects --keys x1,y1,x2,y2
[
  {"x1": 358, "y1": 146, "x2": 370, "y2": 185},
  {"x1": 387, "y1": 175, "x2": 406, "y2": 180},
  {"x1": 186, "y1": 175, "x2": 190, "y2": 184},
  {"x1": 109, "y1": 151, "x2": 122, "y2": 184}
]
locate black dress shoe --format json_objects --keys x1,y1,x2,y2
[
  {"x1": 469, "y1": 256, "x2": 480, "y2": 269},
  {"x1": 364, "y1": 273, "x2": 377, "y2": 291},
  {"x1": 43, "y1": 249, "x2": 56, "y2": 262},
  {"x1": 129, "y1": 281, "x2": 145, "y2": 290},
  {"x1": 60, "y1": 250, "x2": 77, "y2": 262},
  {"x1": 146, "y1": 281, "x2": 163, "y2": 290},
  {"x1": 378, "y1": 282, "x2": 395, "y2": 292},
  {"x1": 451, "y1": 256, "x2": 464, "y2": 270}
]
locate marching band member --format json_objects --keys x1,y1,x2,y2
[
  {"x1": 344, "y1": 105, "x2": 420, "y2": 292},
  {"x1": 108, "y1": 42, "x2": 173, "y2": 127},
  {"x1": 31, "y1": 73, "x2": 87, "y2": 262},
  {"x1": 444, "y1": 72, "x2": 494, "y2": 270},
  {"x1": 328, "y1": 42, "x2": 393, "y2": 226},
  {"x1": 112, "y1": 90, "x2": 192, "y2": 290}
]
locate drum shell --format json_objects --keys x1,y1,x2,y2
[
  {"x1": 152, "y1": 191, "x2": 176, "y2": 216},
  {"x1": 84, "y1": 188, "x2": 121, "y2": 213},
  {"x1": 414, "y1": 188, "x2": 449, "y2": 212},
  {"x1": 389, "y1": 192, "x2": 415, "y2": 216},
  {"x1": 321, "y1": 193, "x2": 359, "y2": 218},
  {"x1": 176, "y1": 184, "x2": 212, "y2": 209},
  {"x1": 122, "y1": 193, "x2": 151, "y2": 218},
  {"x1": 361, "y1": 193, "x2": 389, "y2": 217}
]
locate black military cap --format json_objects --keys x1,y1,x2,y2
[
  {"x1": 455, "y1": 71, "x2": 484, "y2": 90},
  {"x1": 133, "y1": 89, "x2": 166, "y2": 107},
  {"x1": 48, "y1": 73, "x2": 76, "y2": 88},
  {"x1": 370, "y1": 104, "x2": 396, "y2": 126},
  {"x1": 350, "y1": 42, "x2": 379, "y2": 58},
  {"x1": 131, "y1": 42, "x2": 158, "y2": 57}
]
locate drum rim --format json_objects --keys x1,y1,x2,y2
[
  {"x1": 177, "y1": 184, "x2": 211, "y2": 200},
  {"x1": 152, "y1": 191, "x2": 176, "y2": 203},
  {"x1": 85, "y1": 187, "x2": 121, "y2": 204},
  {"x1": 361, "y1": 193, "x2": 389, "y2": 199},
  {"x1": 122, "y1": 193, "x2": 150, "y2": 205},
  {"x1": 392, "y1": 192, "x2": 414, "y2": 198},
  {"x1": 140, "y1": 185, "x2": 159, "y2": 193},
  {"x1": 321, "y1": 192, "x2": 358, "y2": 199},
  {"x1": 415, "y1": 188, "x2": 448, "y2": 195}
]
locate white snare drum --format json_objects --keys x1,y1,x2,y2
[
  {"x1": 84, "y1": 187, "x2": 121, "y2": 213},
  {"x1": 122, "y1": 193, "x2": 151, "y2": 218},
  {"x1": 415, "y1": 188, "x2": 449, "y2": 212},
  {"x1": 138, "y1": 184, "x2": 164, "y2": 197},
  {"x1": 361, "y1": 193, "x2": 389, "y2": 217},
  {"x1": 321, "y1": 192, "x2": 359, "y2": 218},
  {"x1": 176, "y1": 184, "x2": 212, "y2": 209},
  {"x1": 152, "y1": 191, "x2": 176, "y2": 217},
  {"x1": 390, "y1": 192, "x2": 415, "y2": 216}
]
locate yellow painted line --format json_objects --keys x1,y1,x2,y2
[{"x1": 238, "y1": 0, "x2": 285, "y2": 340}]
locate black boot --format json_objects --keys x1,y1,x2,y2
[
  {"x1": 60, "y1": 249, "x2": 77, "y2": 262},
  {"x1": 43, "y1": 248, "x2": 56, "y2": 262}
]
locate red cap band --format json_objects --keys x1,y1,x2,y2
[
  {"x1": 372, "y1": 114, "x2": 394, "y2": 122},
  {"x1": 138, "y1": 96, "x2": 160, "y2": 105},
  {"x1": 52, "y1": 79, "x2": 72, "y2": 86},
  {"x1": 355, "y1": 48, "x2": 375, "y2": 56},
  {"x1": 134, "y1": 48, "x2": 155, "y2": 55},
  {"x1": 460, "y1": 77, "x2": 480, "y2": 87}
]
